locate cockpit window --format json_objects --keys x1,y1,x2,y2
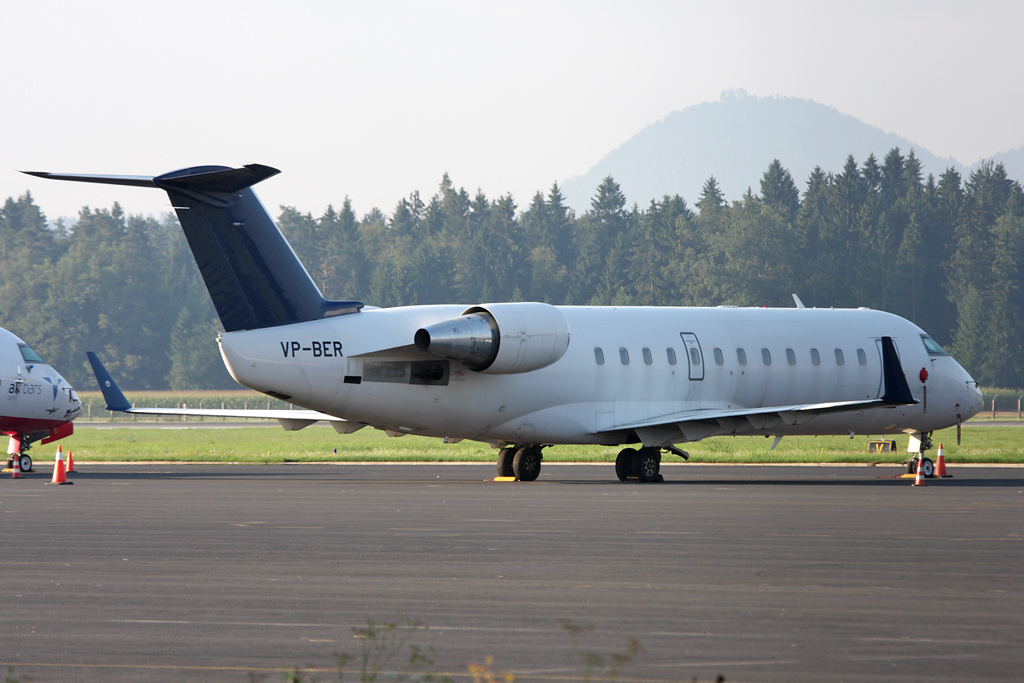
[
  {"x1": 921, "y1": 336, "x2": 948, "y2": 356},
  {"x1": 18, "y1": 344, "x2": 43, "y2": 363}
]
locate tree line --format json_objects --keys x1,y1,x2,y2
[{"x1": 2, "y1": 147, "x2": 1022, "y2": 390}]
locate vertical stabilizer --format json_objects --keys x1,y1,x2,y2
[{"x1": 24, "y1": 164, "x2": 363, "y2": 332}]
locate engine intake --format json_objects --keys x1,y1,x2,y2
[{"x1": 414, "y1": 302, "x2": 570, "y2": 374}]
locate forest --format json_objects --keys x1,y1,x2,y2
[{"x1": 1, "y1": 147, "x2": 1022, "y2": 391}]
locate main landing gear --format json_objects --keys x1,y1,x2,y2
[
  {"x1": 495, "y1": 443, "x2": 687, "y2": 483},
  {"x1": 615, "y1": 445, "x2": 689, "y2": 483},
  {"x1": 496, "y1": 445, "x2": 543, "y2": 481}
]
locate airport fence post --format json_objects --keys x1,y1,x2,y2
[{"x1": 992, "y1": 398, "x2": 996, "y2": 419}]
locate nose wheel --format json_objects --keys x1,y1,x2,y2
[{"x1": 5, "y1": 454, "x2": 32, "y2": 473}]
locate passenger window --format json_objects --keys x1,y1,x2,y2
[
  {"x1": 786, "y1": 348, "x2": 796, "y2": 366},
  {"x1": 690, "y1": 348, "x2": 701, "y2": 366},
  {"x1": 761, "y1": 348, "x2": 771, "y2": 365},
  {"x1": 594, "y1": 347, "x2": 604, "y2": 365},
  {"x1": 835, "y1": 348, "x2": 845, "y2": 366},
  {"x1": 810, "y1": 348, "x2": 820, "y2": 366},
  {"x1": 667, "y1": 348, "x2": 677, "y2": 365},
  {"x1": 619, "y1": 348, "x2": 629, "y2": 365},
  {"x1": 857, "y1": 348, "x2": 867, "y2": 366},
  {"x1": 737, "y1": 348, "x2": 747, "y2": 365},
  {"x1": 642, "y1": 348, "x2": 653, "y2": 365},
  {"x1": 714, "y1": 348, "x2": 724, "y2": 365}
]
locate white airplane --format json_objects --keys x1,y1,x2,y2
[
  {"x1": 27, "y1": 164, "x2": 984, "y2": 481},
  {"x1": 1, "y1": 327, "x2": 81, "y2": 473}
]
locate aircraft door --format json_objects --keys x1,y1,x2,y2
[{"x1": 680, "y1": 332, "x2": 704, "y2": 381}]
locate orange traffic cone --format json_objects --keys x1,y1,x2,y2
[
  {"x1": 912, "y1": 455, "x2": 927, "y2": 487},
  {"x1": 12, "y1": 456, "x2": 21, "y2": 479},
  {"x1": 935, "y1": 443, "x2": 951, "y2": 478},
  {"x1": 66, "y1": 450, "x2": 75, "y2": 474},
  {"x1": 48, "y1": 446, "x2": 72, "y2": 485}
]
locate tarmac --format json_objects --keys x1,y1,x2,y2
[{"x1": 1, "y1": 463, "x2": 1022, "y2": 682}]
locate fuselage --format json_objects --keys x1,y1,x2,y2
[
  {"x1": 0, "y1": 327, "x2": 81, "y2": 435},
  {"x1": 216, "y1": 304, "x2": 984, "y2": 446}
]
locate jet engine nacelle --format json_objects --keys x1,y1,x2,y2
[{"x1": 414, "y1": 302, "x2": 570, "y2": 374}]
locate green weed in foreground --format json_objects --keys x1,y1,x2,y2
[
  {"x1": 279, "y1": 618, "x2": 644, "y2": 683},
  {"x1": 57, "y1": 423, "x2": 1024, "y2": 464}
]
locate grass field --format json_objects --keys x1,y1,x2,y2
[
  {"x1": 62, "y1": 387, "x2": 1023, "y2": 465},
  {"x1": 49, "y1": 423, "x2": 1024, "y2": 465}
]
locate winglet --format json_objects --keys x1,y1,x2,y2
[
  {"x1": 85, "y1": 352, "x2": 132, "y2": 412},
  {"x1": 879, "y1": 336, "x2": 916, "y2": 405}
]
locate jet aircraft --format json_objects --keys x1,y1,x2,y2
[
  {"x1": 1, "y1": 327, "x2": 81, "y2": 473},
  {"x1": 27, "y1": 164, "x2": 984, "y2": 481}
]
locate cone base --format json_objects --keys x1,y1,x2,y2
[{"x1": 46, "y1": 481, "x2": 74, "y2": 485}]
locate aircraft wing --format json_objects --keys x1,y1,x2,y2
[
  {"x1": 85, "y1": 352, "x2": 363, "y2": 433},
  {"x1": 605, "y1": 336, "x2": 918, "y2": 444}
]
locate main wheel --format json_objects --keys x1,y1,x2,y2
[
  {"x1": 615, "y1": 448, "x2": 637, "y2": 481},
  {"x1": 19, "y1": 454, "x2": 32, "y2": 473},
  {"x1": 512, "y1": 447, "x2": 541, "y2": 482},
  {"x1": 634, "y1": 449, "x2": 661, "y2": 483},
  {"x1": 496, "y1": 447, "x2": 516, "y2": 477}
]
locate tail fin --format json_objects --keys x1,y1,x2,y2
[{"x1": 24, "y1": 165, "x2": 362, "y2": 332}]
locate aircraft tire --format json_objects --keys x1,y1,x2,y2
[
  {"x1": 615, "y1": 449, "x2": 636, "y2": 481},
  {"x1": 19, "y1": 454, "x2": 32, "y2": 473},
  {"x1": 496, "y1": 447, "x2": 516, "y2": 477},
  {"x1": 513, "y1": 447, "x2": 541, "y2": 482},
  {"x1": 921, "y1": 457, "x2": 934, "y2": 478},
  {"x1": 635, "y1": 449, "x2": 661, "y2": 483}
]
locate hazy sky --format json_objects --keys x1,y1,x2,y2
[{"x1": 3, "y1": 1, "x2": 1022, "y2": 221}]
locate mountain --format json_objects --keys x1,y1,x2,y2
[
  {"x1": 988, "y1": 144, "x2": 1024, "y2": 182},
  {"x1": 560, "y1": 90, "x2": 963, "y2": 213}
]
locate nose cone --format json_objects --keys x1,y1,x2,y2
[{"x1": 958, "y1": 367, "x2": 984, "y2": 420}]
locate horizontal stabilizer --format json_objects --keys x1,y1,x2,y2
[{"x1": 21, "y1": 171, "x2": 156, "y2": 187}]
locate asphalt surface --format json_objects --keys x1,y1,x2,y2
[{"x1": 1, "y1": 463, "x2": 1022, "y2": 683}]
